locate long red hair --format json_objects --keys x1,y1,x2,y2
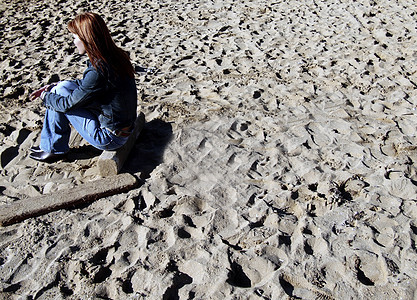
[{"x1": 68, "y1": 12, "x2": 134, "y2": 78}]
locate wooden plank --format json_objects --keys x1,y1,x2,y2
[
  {"x1": 0, "y1": 173, "x2": 138, "y2": 226},
  {"x1": 98, "y1": 112, "x2": 145, "y2": 177}
]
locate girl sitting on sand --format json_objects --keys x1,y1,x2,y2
[{"x1": 30, "y1": 12, "x2": 137, "y2": 163}]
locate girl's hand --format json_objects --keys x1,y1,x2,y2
[{"x1": 30, "y1": 84, "x2": 55, "y2": 100}]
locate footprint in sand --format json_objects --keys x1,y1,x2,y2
[
  {"x1": 279, "y1": 273, "x2": 335, "y2": 300},
  {"x1": 226, "y1": 248, "x2": 281, "y2": 289},
  {"x1": 0, "y1": 146, "x2": 19, "y2": 168}
]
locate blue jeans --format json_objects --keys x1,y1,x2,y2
[{"x1": 40, "y1": 81, "x2": 129, "y2": 154}]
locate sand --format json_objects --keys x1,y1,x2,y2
[{"x1": 1, "y1": 0, "x2": 417, "y2": 298}]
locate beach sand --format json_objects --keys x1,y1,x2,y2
[{"x1": 1, "y1": 0, "x2": 417, "y2": 298}]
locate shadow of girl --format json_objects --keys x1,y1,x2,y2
[{"x1": 122, "y1": 119, "x2": 173, "y2": 179}]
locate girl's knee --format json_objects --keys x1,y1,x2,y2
[{"x1": 52, "y1": 81, "x2": 79, "y2": 96}]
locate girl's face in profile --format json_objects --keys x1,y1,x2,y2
[{"x1": 73, "y1": 34, "x2": 86, "y2": 55}]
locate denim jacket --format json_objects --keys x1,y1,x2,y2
[{"x1": 43, "y1": 60, "x2": 137, "y2": 131}]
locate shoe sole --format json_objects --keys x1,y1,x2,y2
[{"x1": 29, "y1": 153, "x2": 68, "y2": 163}]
